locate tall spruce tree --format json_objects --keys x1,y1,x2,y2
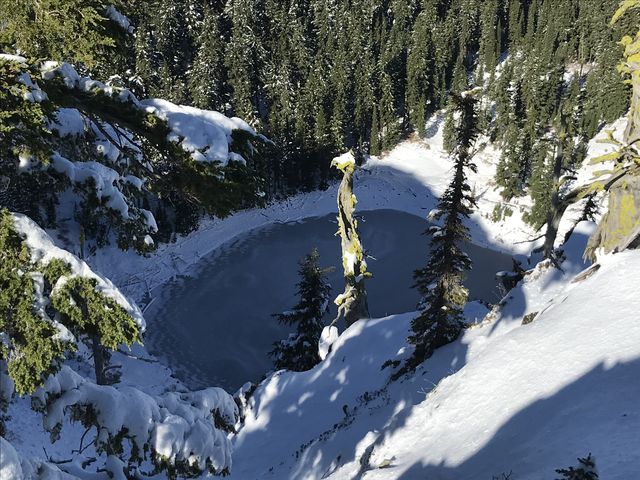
[
  {"x1": 406, "y1": 5, "x2": 436, "y2": 136},
  {"x1": 271, "y1": 248, "x2": 332, "y2": 372},
  {"x1": 225, "y1": 0, "x2": 266, "y2": 128},
  {"x1": 400, "y1": 90, "x2": 479, "y2": 375}
]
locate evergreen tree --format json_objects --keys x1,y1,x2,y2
[
  {"x1": 370, "y1": 105, "x2": 382, "y2": 155},
  {"x1": 495, "y1": 78, "x2": 532, "y2": 198},
  {"x1": 442, "y1": 96, "x2": 458, "y2": 153},
  {"x1": 0, "y1": 210, "x2": 141, "y2": 394},
  {"x1": 490, "y1": 60, "x2": 514, "y2": 140},
  {"x1": 378, "y1": 71, "x2": 402, "y2": 151},
  {"x1": 524, "y1": 137, "x2": 555, "y2": 229},
  {"x1": 400, "y1": 90, "x2": 479, "y2": 375},
  {"x1": 478, "y1": 0, "x2": 501, "y2": 73},
  {"x1": 152, "y1": 0, "x2": 193, "y2": 104},
  {"x1": 406, "y1": 6, "x2": 436, "y2": 136},
  {"x1": 188, "y1": 5, "x2": 229, "y2": 113},
  {"x1": 0, "y1": 0, "x2": 130, "y2": 70},
  {"x1": 555, "y1": 453, "x2": 599, "y2": 480},
  {"x1": 271, "y1": 248, "x2": 332, "y2": 372},
  {"x1": 225, "y1": 0, "x2": 266, "y2": 128}
]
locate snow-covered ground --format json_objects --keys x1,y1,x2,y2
[
  {"x1": 88, "y1": 113, "x2": 623, "y2": 309},
  {"x1": 228, "y1": 224, "x2": 640, "y2": 479},
  {"x1": 5, "y1": 113, "x2": 636, "y2": 479}
]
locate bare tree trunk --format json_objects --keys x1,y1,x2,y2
[
  {"x1": 331, "y1": 152, "x2": 370, "y2": 328},
  {"x1": 542, "y1": 142, "x2": 564, "y2": 260},
  {"x1": 91, "y1": 335, "x2": 108, "y2": 385}
]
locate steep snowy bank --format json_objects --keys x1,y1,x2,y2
[
  {"x1": 5, "y1": 114, "x2": 629, "y2": 479},
  {"x1": 229, "y1": 234, "x2": 640, "y2": 479},
  {"x1": 89, "y1": 116, "x2": 622, "y2": 309}
]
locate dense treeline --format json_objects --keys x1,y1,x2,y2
[
  {"x1": 0, "y1": 0, "x2": 634, "y2": 248},
  {"x1": 120, "y1": 0, "x2": 631, "y2": 199}
]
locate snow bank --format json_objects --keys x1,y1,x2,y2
[
  {"x1": 229, "y1": 248, "x2": 640, "y2": 479},
  {"x1": 0, "y1": 437, "x2": 23, "y2": 480},
  {"x1": 357, "y1": 252, "x2": 640, "y2": 480},
  {"x1": 141, "y1": 99, "x2": 255, "y2": 165},
  {"x1": 30, "y1": 366, "x2": 237, "y2": 475},
  {"x1": 10, "y1": 213, "x2": 145, "y2": 331},
  {"x1": 0, "y1": 437, "x2": 77, "y2": 480}
]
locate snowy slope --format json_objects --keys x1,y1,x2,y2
[
  {"x1": 228, "y1": 232, "x2": 640, "y2": 479},
  {"x1": 5, "y1": 107, "x2": 633, "y2": 479},
  {"x1": 88, "y1": 113, "x2": 623, "y2": 309}
]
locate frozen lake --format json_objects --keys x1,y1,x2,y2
[{"x1": 146, "y1": 210, "x2": 513, "y2": 391}]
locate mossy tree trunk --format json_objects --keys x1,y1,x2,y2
[
  {"x1": 331, "y1": 153, "x2": 370, "y2": 329},
  {"x1": 583, "y1": 3, "x2": 640, "y2": 259}
]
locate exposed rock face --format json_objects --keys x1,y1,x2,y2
[{"x1": 585, "y1": 175, "x2": 640, "y2": 260}]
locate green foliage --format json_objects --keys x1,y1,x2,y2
[
  {"x1": 491, "y1": 203, "x2": 514, "y2": 222},
  {"x1": 555, "y1": 453, "x2": 599, "y2": 480},
  {"x1": 0, "y1": 0, "x2": 130, "y2": 69},
  {"x1": 0, "y1": 212, "x2": 67, "y2": 395},
  {"x1": 442, "y1": 97, "x2": 457, "y2": 153},
  {"x1": 188, "y1": 5, "x2": 229, "y2": 113},
  {"x1": 524, "y1": 141, "x2": 555, "y2": 228},
  {"x1": 51, "y1": 277, "x2": 140, "y2": 350},
  {"x1": 271, "y1": 248, "x2": 332, "y2": 372},
  {"x1": 0, "y1": 60, "x2": 59, "y2": 223},
  {"x1": 0, "y1": 210, "x2": 141, "y2": 394},
  {"x1": 406, "y1": 6, "x2": 436, "y2": 137},
  {"x1": 401, "y1": 92, "x2": 479, "y2": 376}
]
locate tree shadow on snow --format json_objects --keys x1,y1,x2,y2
[{"x1": 395, "y1": 358, "x2": 640, "y2": 480}]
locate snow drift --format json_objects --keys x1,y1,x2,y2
[{"x1": 230, "y1": 242, "x2": 640, "y2": 479}]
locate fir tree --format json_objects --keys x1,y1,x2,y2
[
  {"x1": 0, "y1": 0, "x2": 130, "y2": 70},
  {"x1": 0, "y1": 210, "x2": 141, "y2": 393},
  {"x1": 442, "y1": 96, "x2": 458, "y2": 153},
  {"x1": 406, "y1": 6, "x2": 436, "y2": 136},
  {"x1": 478, "y1": 0, "x2": 501, "y2": 72},
  {"x1": 271, "y1": 248, "x2": 332, "y2": 372},
  {"x1": 524, "y1": 137, "x2": 555, "y2": 229},
  {"x1": 555, "y1": 453, "x2": 599, "y2": 480},
  {"x1": 225, "y1": 0, "x2": 266, "y2": 128},
  {"x1": 400, "y1": 90, "x2": 479, "y2": 375},
  {"x1": 188, "y1": 5, "x2": 229, "y2": 113}
]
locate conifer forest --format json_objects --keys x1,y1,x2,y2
[{"x1": 1, "y1": 1, "x2": 639, "y2": 479}]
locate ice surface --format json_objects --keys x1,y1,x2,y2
[{"x1": 146, "y1": 210, "x2": 513, "y2": 391}]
